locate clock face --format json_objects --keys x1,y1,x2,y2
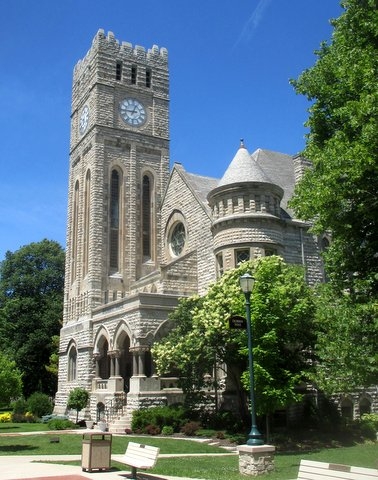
[
  {"x1": 79, "y1": 105, "x2": 89, "y2": 134},
  {"x1": 119, "y1": 98, "x2": 146, "y2": 126}
]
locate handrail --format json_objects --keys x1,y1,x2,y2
[{"x1": 104, "y1": 392, "x2": 127, "y2": 423}]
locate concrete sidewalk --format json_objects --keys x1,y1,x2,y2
[{"x1": 0, "y1": 453, "x2": 230, "y2": 480}]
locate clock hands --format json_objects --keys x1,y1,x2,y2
[{"x1": 120, "y1": 99, "x2": 146, "y2": 126}]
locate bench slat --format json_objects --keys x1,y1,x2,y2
[
  {"x1": 122, "y1": 442, "x2": 160, "y2": 470},
  {"x1": 298, "y1": 460, "x2": 378, "y2": 480}
]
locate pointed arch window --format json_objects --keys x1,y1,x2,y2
[
  {"x1": 71, "y1": 180, "x2": 79, "y2": 283},
  {"x1": 83, "y1": 170, "x2": 91, "y2": 277},
  {"x1": 68, "y1": 345, "x2": 77, "y2": 381},
  {"x1": 142, "y1": 173, "x2": 154, "y2": 261},
  {"x1": 110, "y1": 169, "x2": 121, "y2": 272}
]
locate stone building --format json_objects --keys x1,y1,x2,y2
[{"x1": 54, "y1": 30, "x2": 334, "y2": 430}]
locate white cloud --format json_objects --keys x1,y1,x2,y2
[{"x1": 234, "y1": 0, "x2": 273, "y2": 48}]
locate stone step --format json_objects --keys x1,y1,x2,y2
[{"x1": 108, "y1": 413, "x2": 132, "y2": 434}]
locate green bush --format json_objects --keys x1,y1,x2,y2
[
  {"x1": 47, "y1": 418, "x2": 77, "y2": 430},
  {"x1": 131, "y1": 405, "x2": 188, "y2": 434},
  {"x1": 200, "y1": 410, "x2": 243, "y2": 433},
  {"x1": 27, "y1": 392, "x2": 53, "y2": 418},
  {"x1": 161, "y1": 425, "x2": 174, "y2": 436},
  {"x1": 11, "y1": 397, "x2": 27, "y2": 415},
  {"x1": 359, "y1": 413, "x2": 378, "y2": 440}
]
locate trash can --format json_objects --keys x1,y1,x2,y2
[{"x1": 81, "y1": 432, "x2": 112, "y2": 472}]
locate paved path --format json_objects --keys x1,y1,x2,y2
[
  {"x1": 0, "y1": 430, "x2": 236, "y2": 479},
  {"x1": 0, "y1": 454, "x2": 210, "y2": 480}
]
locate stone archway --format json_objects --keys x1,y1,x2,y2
[
  {"x1": 115, "y1": 330, "x2": 132, "y2": 392},
  {"x1": 96, "y1": 336, "x2": 110, "y2": 380}
]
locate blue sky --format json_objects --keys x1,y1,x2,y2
[{"x1": 0, "y1": 0, "x2": 343, "y2": 260}]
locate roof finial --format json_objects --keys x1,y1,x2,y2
[{"x1": 240, "y1": 138, "x2": 245, "y2": 149}]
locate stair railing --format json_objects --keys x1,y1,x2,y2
[{"x1": 104, "y1": 392, "x2": 127, "y2": 424}]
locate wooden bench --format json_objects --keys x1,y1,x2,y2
[
  {"x1": 298, "y1": 459, "x2": 378, "y2": 479},
  {"x1": 120, "y1": 441, "x2": 160, "y2": 479}
]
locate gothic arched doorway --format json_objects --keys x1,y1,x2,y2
[{"x1": 117, "y1": 331, "x2": 132, "y2": 392}]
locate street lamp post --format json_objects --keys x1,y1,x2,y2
[{"x1": 239, "y1": 273, "x2": 264, "y2": 446}]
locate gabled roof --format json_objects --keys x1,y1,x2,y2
[
  {"x1": 251, "y1": 148, "x2": 295, "y2": 213},
  {"x1": 168, "y1": 163, "x2": 218, "y2": 215},
  {"x1": 166, "y1": 145, "x2": 296, "y2": 216}
]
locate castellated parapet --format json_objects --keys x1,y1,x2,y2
[{"x1": 72, "y1": 29, "x2": 168, "y2": 113}]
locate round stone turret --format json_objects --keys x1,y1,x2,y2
[{"x1": 207, "y1": 141, "x2": 285, "y2": 273}]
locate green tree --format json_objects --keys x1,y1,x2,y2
[
  {"x1": 0, "y1": 239, "x2": 65, "y2": 397},
  {"x1": 67, "y1": 387, "x2": 90, "y2": 423},
  {"x1": 312, "y1": 285, "x2": 378, "y2": 393},
  {"x1": 290, "y1": 0, "x2": 378, "y2": 295},
  {"x1": 0, "y1": 352, "x2": 23, "y2": 406},
  {"x1": 153, "y1": 257, "x2": 315, "y2": 428}
]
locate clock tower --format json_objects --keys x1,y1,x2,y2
[{"x1": 64, "y1": 29, "x2": 169, "y2": 324}]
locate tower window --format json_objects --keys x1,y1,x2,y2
[
  {"x1": 142, "y1": 174, "x2": 153, "y2": 261},
  {"x1": 83, "y1": 170, "x2": 91, "y2": 277},
  {"x1": 71, "y1": 180, "x2": 80, "y2": 283},
  {"x1": 68, "y1": 345, "x2": 77, "y2": 381},
  {"x1": 131, "y1": 65, "x2": 137, "y2": 85},
  {"x1": 116, "y1": 62, "x2": 122, "y2": 80},
  {"x1": 216, "y1": 253, "x2": 224, "y2": 278},
  {"x1": 146, "y1": 68, "x2": 152, "y2": 88},
  {"x1": 110, "y1": 170, "x2": 120, "y2": 271},
  {"x1": 235, "y1": 249, "x2": 250, "y2": 265}
]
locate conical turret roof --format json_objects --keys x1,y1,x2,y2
[{"x1": 218, "y1": 140, "x2": 272, "y2": 187}]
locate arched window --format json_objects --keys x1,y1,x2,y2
[
  {"x1": 340, "y1": 397, "x2": 354, "y2": 420},
  {"x1": 110, "y1": 169, "x2": 121, "y2": 272},
  {"x1": 71, "y1": 180, "x2": 80, "y2": 283},
  {"x1": 359, "y1": 398, "x2": 371, "y2": 416},
  {"x1": 142, "y1": 174, "x2": 154, "y2": 261},
  {"x1": 83, "y1": 170, "x2": 91, "y2": 277},
  {"x1": 68, "y1": 345, "x2": 77, "y2": 381}
]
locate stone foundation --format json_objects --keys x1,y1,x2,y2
[{"x1": 237, "y1": 444, "x2": 275, "y2": 476}]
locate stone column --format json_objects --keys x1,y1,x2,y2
[
  {"x1": 237, "y1": 445, "x2": 275, "y2": 476},
  {"x1": 108, "y1": 349, "x2": 121, "y2": 377},
  {"x1": 138, "y1": 350, "x2": 145, "y2": 376},
  {"x1": 93, "y1": 353, "x2": 101, "y2": 378}
]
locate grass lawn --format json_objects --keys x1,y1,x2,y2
[{"x1": 0, "y1": 424, "x2": 377, "y2": 480}]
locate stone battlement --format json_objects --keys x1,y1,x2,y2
[{"x1": 74, "y1": 29, "x2": 168, "y2": 79}]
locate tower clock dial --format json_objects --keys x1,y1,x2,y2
[
  {"x1": 119, "y1": 98, "x2": 146, "y2": 126},
  {"x1": 79, "y1": 105, "x2": 89, "y2": 135}
]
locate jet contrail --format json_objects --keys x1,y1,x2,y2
[{"x1": 234, "y1": 0, "x2": 273, "y2": 48}]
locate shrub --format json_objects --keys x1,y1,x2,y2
[
  {"x1": 48, "y1": 418, "x2": 77, "y2": 430},
  {"x1": 0, "y1": 412, "x2": 12, "y2": 423},
  {"x1": 131, "y1": 405, "x2": 188, "y2": 434},
  {"x1": 27, "y1": 392, "x2": 53, "y2": 418},
  {"x1": 144, "y1": 424, "x2": 161, "y2": 435},
  {"x1": 359, "y1": 413, "x2": 378, "y2": 440},
  {"x1": 161, "y1": 425, "x2": 174, "y2": 436},
  {"x1": 200, "y1": 410, "x2": 243, "y2": 433},
  {"x1": 11, "y1": 412, "x2": 36, "y2": 423},
  {"x1": 181, "y1": 421, "x2": 200, "y2": 436},
  {"x1": 11, "y1": 397, "x2": 27, "y2": 415}
]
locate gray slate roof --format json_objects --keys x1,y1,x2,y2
[
  {"x1": 251, "y1": 148, "x2": 296, "y2": 213},
  {"x1": 177, "y1": 146, "x2": 296, "y2": 216},
  {"x1": 218, "y1": 144, "x2": 273, "y2": 186}
]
